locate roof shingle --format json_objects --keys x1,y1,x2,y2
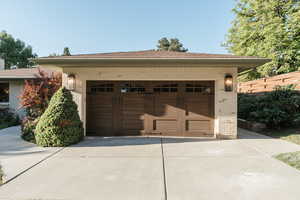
[{"x1": 43, "y1": 50, "x2": 262, "y2": 59}]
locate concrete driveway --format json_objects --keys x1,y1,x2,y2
[{"x1": 1, "y1": 129, "x2": 300, "y2": 200}]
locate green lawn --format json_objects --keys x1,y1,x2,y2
[
  {"x1": 275, "y1": 151, "x2": 300, "y2": 170},
  {"x1": 263, "y1": 126, "x2": 300, "y2": 170},
  {"x1": 262, "y1": 127, "x2": 300, "y2": 145}
]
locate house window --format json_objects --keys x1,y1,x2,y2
[{"x1": 0, "y1": 82, "x2": 9, "y2": 103}]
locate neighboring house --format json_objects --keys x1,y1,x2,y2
[
  {"x1": 36, "y1": 50, "x2": 269, "y2": 139},
  {"x1": 0, "y1": 60, "x2": 52, "y2": 117}
]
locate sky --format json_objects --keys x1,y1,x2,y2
[{"x1": 0, "y1": 0, "x2": 236, "y2": 57}]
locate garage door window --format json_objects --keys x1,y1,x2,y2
[
  {"x1": 186, "y1": 83, "x2": 213, "y2": 94},
  {"x1": 153, "y1": 84, "x2": 178, "y2": 93},
  {"x1": 121, "y1": 83, "x2": 145, "y2": 93},
  {"x1": 90, "y1": 83, "x2": 114, "y2": 93}
]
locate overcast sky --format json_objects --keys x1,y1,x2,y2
[{"x1": 0, "y1": 0, "x2": 236, "y2": 56}]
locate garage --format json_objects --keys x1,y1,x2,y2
[
  {"x1": 36, "y1": 50, "x2": 271, "y2": 139},
  {"x1": 86, "y1": 81, "x2": 214, "y2": 137}
]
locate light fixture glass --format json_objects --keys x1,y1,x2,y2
[
  {"x1": 224, "y1": 74, "x2": 233, "y2": 92},
  {"x1": 67, "y1": 74, "x2": 76, "y2": 91}
]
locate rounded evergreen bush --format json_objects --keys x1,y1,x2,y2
[{"x1": 35, "y1": 87, "x2": 84, "y2": 147}]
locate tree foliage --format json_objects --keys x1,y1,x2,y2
[
  {"x1": 19, "y1": 68, "x2": 62, "y2": 143},
  {"x1": 0, "y1": 31, "x2": 37, "y2": 69},
  {"x1": 35, "y1": 87, "x2": 84, "y2": 147},
  {"x1": 63, "y1": 47, "x2": 71, "y2": 56},
  {"x1": 157, "y1": 37, "x2": 188, "y2": 52},
  {"x1": 225, "y1": 0, "x2": 300, "y2": 81},
  {"x1": 238, "y1": 85, "x2": 300, "y2": 128},
  {"x1": 19, "y1": 68, "x2": 62, "y2": 118},
  {"x1": 49, "y1": 47, "x2": 71, "y2": 57}
]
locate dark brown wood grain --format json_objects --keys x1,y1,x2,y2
[{"x1": 86, "y1": 81, "x2": 215, "y2": 137}]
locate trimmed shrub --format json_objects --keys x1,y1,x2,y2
[
  {"x1": 238, "y1": 85, "x2": 300, "y2": 128},
  {"x1": 35, "y1": 87, "x2": 84, "y2": 147}
]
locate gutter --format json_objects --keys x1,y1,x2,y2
[
  {"x1": 35, "y1": 57, "x2": 271, "y2": 68},
  {"x1": 0, "y1": 77, "x2": 36, "y2": 80}
]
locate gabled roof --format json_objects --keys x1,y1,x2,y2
[
  {"x1": 0, "y1": 67, "x2": 54, "y2": 80},
  {"x1": 41, "y1": 50, "x2": 263, "y2": 59}
]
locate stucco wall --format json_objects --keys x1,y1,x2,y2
[
  {"x1": 62, "y1": 66, "x2": 238, "y2": 138},
  {"x1": 9, "y1": 80, "x2": 25, "y2": 118}
]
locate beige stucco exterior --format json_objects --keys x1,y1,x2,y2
[
  {"x1": 0, "y1": 80, "x2": 25, "y2": 117},
  {"x1": 57, "y1": 65, "x2": 238, "y2": 139},
  {"x1": 9, "y1": 80, "x2": 25, "y2": 117}
]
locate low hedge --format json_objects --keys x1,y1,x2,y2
[
  {"x1": 238, "y1": 85, "x2": 300, "y2": 128},
  {"x1": 0, "y1": 109, "x2": 20, "y2": 130}
]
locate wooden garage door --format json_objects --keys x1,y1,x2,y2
[{"x1": 86, "y1": 81, "x2": 214, "y2": 137}]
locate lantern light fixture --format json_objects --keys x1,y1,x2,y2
[
  {"x1": 224, "y1": 74, "x2": 233, "y2": 92},
  {"x1": 67, "y1": 74, "x2": 76, "y2": 91}
]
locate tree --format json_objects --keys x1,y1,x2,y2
[
  {"x1": 49, "y1": 47, "x2": 71, "y2": 57},
  {"x1": 157, "y1": 37, "x2": 188, "y2": 52},
  {"x1": 35, "y1": 87, "x2": 84, "y2": 147},
  {"x1": 224, "y1": 0, "x2": 300, "y2": 81},
  {"x1": 0, "y1": 31, "x2": 37, "y2": 69},
  {"x1": 63, "y1": 47, "x2": 71, "y2": 56}
]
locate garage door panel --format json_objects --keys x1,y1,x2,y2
[
  {"x1": 122, "y1": 96, "x2": 145, "y2": 132},
  {"x1": 86, "y1": 94, "x2": 114, "y2": 136},
  {"x1": 122, "y1": 121, "x2": 144, "y2": 130},
  {"x1": 186, "y1": 120, "x2": 212, "y2": 131},
  {"x1": 154, "y1": 120, "x2": 177, "y2": 133},
  {"x1": 154, "y1": 98, "x2": 178, "y2": 117},
  {"x1": 86, "y1": 81, "x2": 214, "y2": 137}
]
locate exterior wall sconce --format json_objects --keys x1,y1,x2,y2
[
  {"x1": 67, "y1": 74, "x2": 76, "y2": 91},
  {"x1": 224, "y1": 74, "x2": 233, "y2": 92}
]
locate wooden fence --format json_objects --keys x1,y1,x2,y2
[{"x1": 238, "y1": 70, "x2": 300, "y2": 93}]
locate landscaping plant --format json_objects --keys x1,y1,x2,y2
[
  {"x1": 238, "y1": 85, "x2": 300, "y2": 128},
  {"x1": 35, "y1": 87, "x2": 84, "y2": 147},
  {"x1": 19, "y1": 68, "x2": 61, "y2": 142},
  {"x1": 21, "y1": 117, "x2": 39, "y2": 143},
  {"x1": 0, "y1": 108, "x2": 20, "y2": 130},
  {"x1": 0, "y1": 165, "x2": 3, "y2": 185}
]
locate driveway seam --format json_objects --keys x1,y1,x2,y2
[
  {"x1": 160, "y1": 137, "x2": 168, "y2": 200},
  {"x1": 2, "y1": 147, "x2": 65, "y2": 185}
]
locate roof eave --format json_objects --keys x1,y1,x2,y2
[
  {"x1": 35, "y1": 57, "x2": 271, "y2": 68},
  {"x1": 0, "y1": 77, "x2": 36, "y2": 80}
]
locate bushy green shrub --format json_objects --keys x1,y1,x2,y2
[
  {"x1": 238, "y1": 85, "x2": 300, "y2": 128},
  {"x1": 21, "y1": 117, "x2": 39, "y2": 143},
  {"x1": 35, "y1": 87, "x2": 84, "y2": 147},
  {"x1": 0, "y1": 109, "x2": 20, "y2": 129}
]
